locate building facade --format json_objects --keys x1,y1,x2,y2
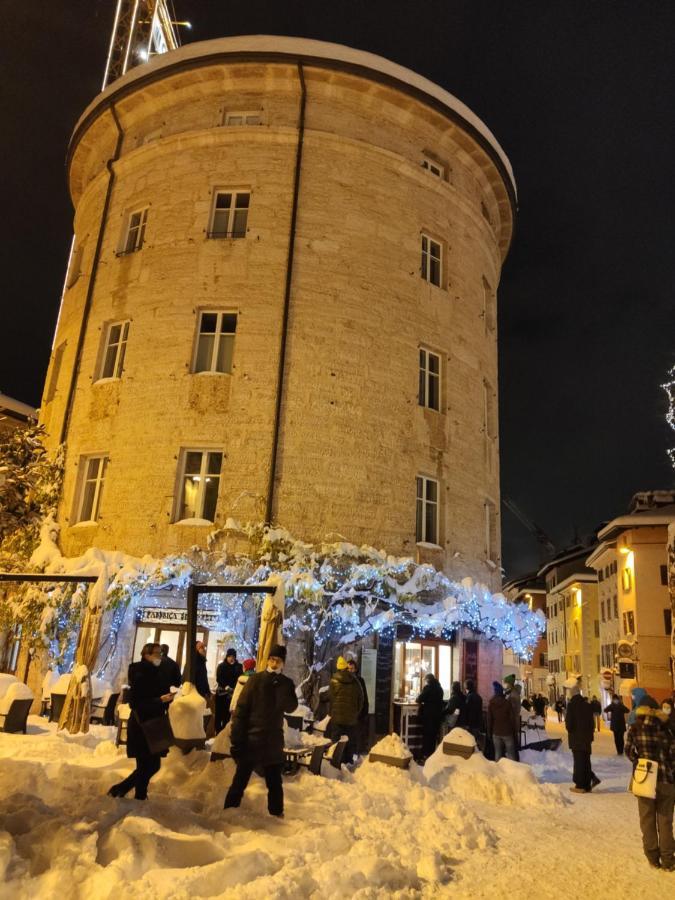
[{"x1": 502, "y1": 573, "x2": 548, "y2": 695}]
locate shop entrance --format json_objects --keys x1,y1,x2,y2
[
  {"x1": 392, "y1": 636, "x2": 458, "y2": 701},
  {"x1": 131, "y1": 623, "x2": 208, "y2": 672}
]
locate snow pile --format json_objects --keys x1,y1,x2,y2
[
  {"x1": 444, "y1": 727, "x2": 476, "y2": 748},
  {"x1": 0, "y1": 674, "x2": 19, "y2": 700},
  {"x1": 50, "y1": 674, "x2": 71, "y2": 695},
  {"x1": 168, "y1": 683, "x2": 206, "y2": 740},
  {"x1": 41, "y1": 670, "x2": 59, "y2": 701},
  {"x1": 0, "y1": 682, "x2": 34, "y2": 716},
  {"x1": 370, "y1": 733, "x2": 412, "y2": 759},
  {"x1": 424, "y1": 744, "x2": 567, "y2": 808}
]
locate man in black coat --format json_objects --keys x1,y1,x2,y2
[
  {"x1": 158, "y1": 643, "x2": 182, "y2": 694},
  {"x1": 464, "y1": 679, "x2": 484, "y2": 739},
  {"x1": 417, "y1": 674, "x2": 445, "y2": 759},
  {"x1": 109, "y1": 642, "x2": 174, "y2": 800},
  {"x1": 215, "y1": 648, "x2": 243, "y2": 732},
  {"x1": 224, "y1": 644, "x2": 298, "y2": 817},
  {"x1": 348, "y1": 658, "x2": 370, "y2": 754},
  {"x1": 184, "y1": 640, "x2": 211, "y2": 700},
  {"x1": 604, "y1": 694, "x2": 630, "y2": 754},
  {"x1": 565, "y1": 687, "x2": 600, "y2": 793}
]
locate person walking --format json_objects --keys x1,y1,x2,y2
[
  {"x1": 108, "y1": 642, "x2": 174, "y2": 800},
  {"x1": 554, "y1": 697, "x2": 565, "y2": 723},
  {"x1": 590, "y1": 695, "x2": 602, "y2": 732},
  {"x1": 158, "y1": 643, "x2": 182, "y2": 694},
  {"x1": 348, "y1": 658, "x2": 370, "y2": 754},
  {"x1": 625, "y1": 700, "x2": 675, "y2": 870},
  {"x1": 328, "y1": 656, "x2": 364, "y2": 764},
  {"x1": 604, "y1": 694, "x2": 630, "y2": 755},
  {"x1": 565, "y1": 686, "x2": 599, "y2": 793},
  {"x1": 230, "y1": 658, "x2": 256, "y2": 713},
  {"x1": 224, "y1": 644, "x2": 298, "y2": 818},
  {"x1": 504, "y1": 677, "x2": 522, "y2": 760},
  {"x1": 464, "y1": 679, "x2": 484, "y2": 740},
  {"x1": 215, "y1": 648, "x2": 243, "y2": 733},
  {"x1": 487, "y1": 682, "x2": 517, "y2": 761},
  {"x1": 446, "y1": 681, "x2": 467, "y2": 727},
  {"x1": 417, "y1": 673, "x2": 445, "y2": 759}
]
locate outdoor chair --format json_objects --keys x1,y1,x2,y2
[
  {"x1": 0, "y1": 698, "x2": 33, "y2": 734},
  {"x1": 327, "y1": 736, "x2": 349, "y2": 769},
  {"x1": 49, "y1": 692, "x2": 66, "y2": 723},
  {"x1": 91, "y1": 692, "x2": 120, "y2": 726},
  {"x1": 115, "y1": 716, "x2": 128, "y2": 747},
  {"x1": 296, "y1": 743, "x2": 326, "y2": 775},
  {"x1": 284, "y1": 713, "x2": 304, "y2": 730}
]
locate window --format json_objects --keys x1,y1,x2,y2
[
  {"x1": 601, "y1": 600, "x2": 605, "y2": 622},
  {"x1": 484, "y1": 499, "x2": 497, "y2": 563},
  {"x1": 482, "y1": 278, "x2": 496, "y2": 333},
  {"x1": 621, "y1": 566, "x2": 632, "y2": 593},
  {"x1": 421, "y1": 155, "x2": 445, "y2": 179},
  {"x1": 665, "y1": 609, "x2": 672, "y2": 636},
  {"x1": 613, "y1": 596, "x2": 619, "y2": 618},
  {"x1": 224, "y1": 111, "x2": 262, "y2": 125},
  {"x1": 420, "y1": 234, "x2": 442, "y2": 286},
  {"x1": 98, "y1": 321, "x2": 129, "y2": 380},
  {"x1": 74, "y1": 455, "x2": 108, "y2": 523},
  {"x1": 416, "y1": 476, "x2": 439, "y2": 545},
  {"x1": 598, "y1": 569, "x2": 604, "y2": 582},
  {"x1": 208, "y1": 191, "x2": 250, "y2": 238},
  {"x1": 539, "y1": 652, "x2": 546, "y2": 668},
  {"x1": 622, "y1": 610, "x2": 635, "y2": 635},
  {"x1": 192, "y1": 311, "x2": 237, "y2": 374},
  {"x1": 45, "y1": 342, "x2": 66, "y2": 403},
  {"x1": 66, "y1": 241, "x2": 84, "y2": 289},
  {"x1": 594, "y1": 620, "x2": 600, "y2": 638},
  {"x1": 176, "y1": 450, "x2": 223, "y2": 522},
  {"x1": 660, "y1": 564, "x2": 668, "y2": 586},
  {"x1": 120, "y1": 208, "x2": 147, "y2": 254},
  {"x1": 418, "y1": 348, "x2": 441, "y2": 410}
]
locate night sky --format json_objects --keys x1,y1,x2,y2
[{"x1": 2, "y1": 1, "x2": 673, "y2": 576}]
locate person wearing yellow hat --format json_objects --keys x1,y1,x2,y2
[{"x1": 329, "y1": 656, "x2": 364, "y2": 765}]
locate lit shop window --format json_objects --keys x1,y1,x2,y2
[
  {"x1": 421, "y1": 155, "x2": 445, "y2": 179},
  {"x1": 421, "y1": 234, "x2": 442, "y2": 287},
  {"x1": 97, "y1": 321, "x2": 129, "y2": 380},
  {"x1": 416, "y1": 475, "x2": 439, "y2": 544},
  {"x1": 393, "y1": 639, "x2": 453, "y2": 700},
  {"x1": 418, "y1": 348, "x2": 440, "y2": 411},
  {"x1": 224, "y1": 111, "x2": 262, "y2": 125},
  {"x1": 74, "y1": 455, "x2": 108, "y2": 523},
  {"x1": 119, "y1": 208, "x2": 148, "y2": 255},
  {"x1": 208, "y1": 191, "x2": 250, "y2": 238},
  {"x1": 176, "y1": 451, "x2": 223, "y2": 522},
  {"x1": 193, "y1": 312, "x2": 237, "y2": 374}
]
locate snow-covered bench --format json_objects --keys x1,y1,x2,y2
[{"x1": 0, "y1": 680, "x2": 35, "y2": 734}]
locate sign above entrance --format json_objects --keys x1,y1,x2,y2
[{"x1": 137, "y1": 606, "x2": 221, "y2": 628}]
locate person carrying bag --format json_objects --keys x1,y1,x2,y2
[
  {"x1": 108, "y1": 642, "x2": 175, "y2": 800},
  {"x1": 625, "y1": 697, "x2": 675, "y2": 871}
]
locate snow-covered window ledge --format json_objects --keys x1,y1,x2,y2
[
  {"x1": 69, "y1": 520, "x2": 99, "y2": 529},
  {"x1": 173, "y1": 518, "x2": 214, "y2": 527},
  {"x1": 486, "y1": 559, "x2": 497, "y2": 569},
  {"x1": 416, "y1": 541, "x2": 443, "y2": 551},
  {"x1": 92, "y1": 377, "x2": 121, "y2": 386}
]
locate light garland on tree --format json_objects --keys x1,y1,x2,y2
[{"x1": 663, "y1": 364, "x2": 675, "y2": 469}]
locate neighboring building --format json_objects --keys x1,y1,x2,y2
[
  {"x1": 0, "y1": 393, "x2": 37, "y2": 441},
  {"x1": 539, "y1": 546, "x2": 600, "y2": 700},
  {"x1": 502, "y1": 572, "x2": 548, "y2": 695},
  {"x1": 586, "y1": 491, "x2": 675, "y2": 704},
  {"x1": 34, "y1": 37, "x2": 517, "y2": 729}
]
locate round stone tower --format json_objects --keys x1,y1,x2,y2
[{"x1": 41, "y1": 36, "x2": 515, "y2": 588}]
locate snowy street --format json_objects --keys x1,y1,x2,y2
[{"x1": 0, "y1": 716, "x2": 668, "y2": 899}]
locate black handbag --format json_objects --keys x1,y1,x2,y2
[{"x1": 136, "y1": 711, "x2": 174, "y2": 755}]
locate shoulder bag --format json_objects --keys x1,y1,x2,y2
[
  {"x1": 630, "y1": 758, "x2": 658, "y2": 799},
  {"x1": 136, "y1": 711, "x2": 174, "y2": 755}
]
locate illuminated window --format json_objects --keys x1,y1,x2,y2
[
  {"x1": 208, "y1": 191, "x2": 250, "y2": 238},
  {"x1": 120, "y1": 207, "x2": 148, "y2": 254},
  {"x1": 74, "y1": 455, "x2": 108, "y2": 523},
  {"x1": 98, "y1": 321, "x2": 129, "y2": 380},
  {"x1": 193, "y1": 312, "x2": 237, "y2": 374},
  {"x1": 621, "y1": 567, "x2": 632, "y2": 593},
  {"x1": 176, "y1": 450, "x2": 223, "y2": 522},
  {"x1": 421, "y1": 234, "x2": 442, "y2": 287},
  {"x1": 416, "y1": 475, "x2": 439, "y2": 544},
  {"x1": 418, "y1": 348, "x2": 441, "y2": 410}
]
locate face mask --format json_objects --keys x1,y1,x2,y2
[
  {"x1": 267, "y1": 662, "x2": 283, "y2": 673},
  {"x1": 150, "y1": 657, "x2": 162, "y2": 667}
]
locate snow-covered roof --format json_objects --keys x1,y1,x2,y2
[
  {"x1": 0, "y1": 393, "x2": 37, "y2": 421},
  {"x1": 597, "y1": 504, "x2": 675, "y2": 541},
  {"x1": 72, "y1": 35, "x2": 516, "y2": 201}
]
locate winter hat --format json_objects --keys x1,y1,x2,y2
[
  {"x1": 336, "y1": 656, "x2": 349, "y2": 670},
  {"x1": 225, "y1": 648, "x2": 237, "y2": 659},
  {"x1": 492, "y1": 682, "x2": 504, "y2": 696},
  {"x1": 503, "y1": 674, "x2": 516, "y2": 686},
  {"x1": 269, "y1": 644, "x2": 287, "y2": 662},
  {"x1": 242, "y1": 658, "x2": 256, "y2": 672}
]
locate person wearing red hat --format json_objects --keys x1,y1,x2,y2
[{"x1": 230, "y1": 658, "x2": 256, "y2": 712}]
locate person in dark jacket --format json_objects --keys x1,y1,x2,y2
[
  {"x1": 108, "y1": 642, "x2": 174, "y2": 800},
  {"x1": 215, "y1": 648, "x2": 243, "y2": 733},
  {"x1": 446, "y1": 681, "x2": 467, "y2": 726},
  {"x1": 487, "y1": 682, "x2": 517, "y2": 761},
  {"x1": 464, "y1": 680, "x2": 484, "y2": 738},
  {"x1": 604, "y1": 694, "x2": 630, "y2": 754},
  {"x1": 590, "y1": 695, "x2": 602, "y2": 732},
  {"x1": 224, "y1": 644, "x2": 298, "y2": 817},
  {"x1": 417, "y1": 674, "x2": 445, "y2": 758},
  {"x1": 565, "y1": 687, "x2": 599, "y2": 793},
  {"x1": 329, "y1": 656, "x2": 364, "y2": 764},
  {"x1": 158, "y1": 643, "x2": 182, "y2": 694},
  {"x1": 183, "y1": 640, "x2": 211, "y2": 700},
  {"x1": 554, "y1": 697, "x2": 566, "y2": 723},
  {"x1": 348, "y1": 658, "x2": 370, "y2": 754},
  {"x1": 532, "y1": 694, "x2": 547, "y2": 719},
  {"x1": 625, "y1": 704, "x2": 675, "y2": 870}
]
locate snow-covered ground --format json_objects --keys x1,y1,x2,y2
[{"x1": 0, "y1": 715, "x2": 668, "y2": 898}]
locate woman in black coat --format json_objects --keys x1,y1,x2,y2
[
  {"x1": 417, "y1": 674, "x2": 445, "y2": 759},
  {"x1": 108, "y1": 642, "x2": 174, "y2": 800}
]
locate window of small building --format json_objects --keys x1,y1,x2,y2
[
  {"x1": 175, "y1": 450, "x2": 223, "y2": 523},
  {"x1": 208, "y1": 191, "x2": 250, "y2": 238},
  {"x1": 418, "y1": 348, "x2": 441, "y2": 411},
  {"x1": 74, "y1": 455, "x2": 108, "y2": 523},
  {"x1": 420, "y1": 233, "x2": 442, "y2": 287},
  {"x1": 97, "y1": 321, "x2": 129, "y2": 381},
  {"x1": 192, "y1": 312, "x2": 237, "y2": 374},
  {"x1": 416, "y1": 475, "x2": 439, "y2": 545},
  {"x1": 119, "y1": 207, "x2": 148, "y2": 255}
]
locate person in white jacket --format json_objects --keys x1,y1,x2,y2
[{"x1": 230, "y1": 658, "x2": 256, "y2": 712}]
